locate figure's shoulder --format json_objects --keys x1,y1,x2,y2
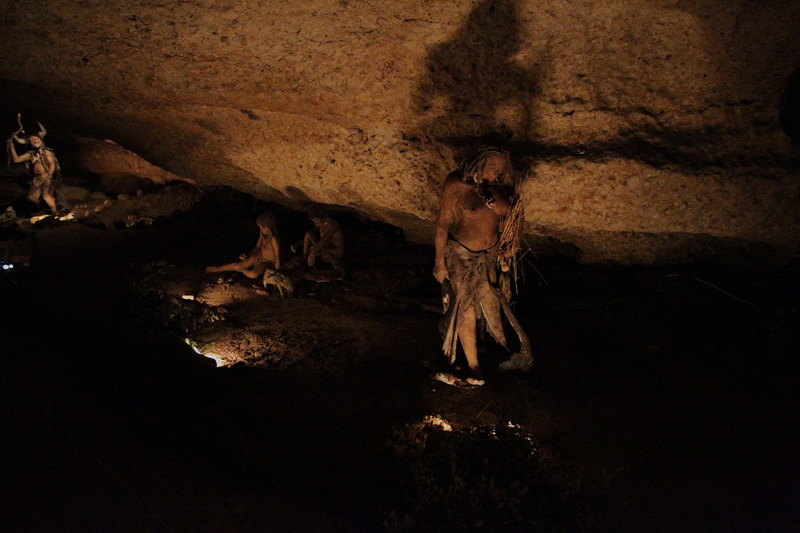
[
  {"x1": 443, "y1": 171, "x2": 469, "y2": 192},
  {"x1": 444, "y1": 169, "x2": 462, "y2": 183}
]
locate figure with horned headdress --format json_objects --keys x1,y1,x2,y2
[
  {"x1": 432, "y1": 145, "x2": 532, "y2": 386},
  {"x1": 6, "y1": 114, "x2": 68, "y2": 215}
]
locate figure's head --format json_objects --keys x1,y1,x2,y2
[
  {"x1": 462, "y1": 146, "x2": 512, "y2": 185},
  {"x1": 256, "y1": 211, "x2": 277, "y2": 236},
  {"x1": 27, "y1": 135, "x2": 43, "y2": 148},
  {"x1": 308, "y1": 204, "x2": 330, "y2": 226},
  {"x1": 481, "y1": 152, "x2": 509, "y2": 182}
]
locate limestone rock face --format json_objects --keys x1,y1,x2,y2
[{"x1": 1, "y1": 0, "x2": 799, "y2": 263}]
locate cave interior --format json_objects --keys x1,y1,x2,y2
[{"x1": 2, "y1": 0, "x2": 800, "y2": 531}]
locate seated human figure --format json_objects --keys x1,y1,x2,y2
[
  {"x1": 293, "y1": 204, "x2": 345, "y2": 278},
  {"x1": 206, "y1": 211, "x2": 281, "y2": 278}
]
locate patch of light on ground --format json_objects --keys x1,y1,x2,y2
[
  {"x1": 423, "y1": 414, "x2": 452, "y2": 432},
  {"x1": 185, "y1": 337, "x2": 233, "y2": 368}
]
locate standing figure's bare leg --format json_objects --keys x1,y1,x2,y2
[
  {"x1": 457, "y1": 305, "x2": 484, "y2": 385},
  {"x1": 42, "y1": 191, "x2": 57, "y2": 215},
  {"x1": 26, "y1": 187, "x2": 40, "y2": 207}
]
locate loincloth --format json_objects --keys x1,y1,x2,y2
[
  {"x1": 28, "y1": 157, "x2": 68, "y2": 211},
  {"x1": 440, "y1": 239, "x2": 507, "y2": 364},
  {"x1": 252, "y1": 257, "x2": 277, "y2": 274},
  {"x1": 29, "y1": 173, "x2": 54, "y2": 198}
]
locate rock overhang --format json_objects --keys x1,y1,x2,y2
[{"x1": 1, "y1": 0, "x2": 799, "y2": 264}]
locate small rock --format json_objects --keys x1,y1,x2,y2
[{"x1": 89, "y1": 191, "x2": 109, "y2": 201}]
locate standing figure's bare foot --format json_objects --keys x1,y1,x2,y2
[
  {"x1": 465, "y1": 368, "x2": 485, "y2": 386},
  {"x1": 432, "y1": 372, "x2": 462, "y2": 387}
]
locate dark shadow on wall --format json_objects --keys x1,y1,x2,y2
[
  {"x1": 413, "y1": 0, "x2": 542, "y2": 150},
  {"x1": 779, "y1": 65, "x2": 800, "y2": 155}
]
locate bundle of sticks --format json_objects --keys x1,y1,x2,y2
[{"x1": 497, "y1": 171, "x2": 531, "y2": 300}]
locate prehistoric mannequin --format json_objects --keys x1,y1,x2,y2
[
  {"x1": 434, "y1": 146, "x2": 532, "y2": 385},
  {"x1": 7, "y1": 120, "x2": 67, "y2": 215},
  {"x1": 206, "y1": 211, "x2": 281, "y2": 278},
  {"x1": 302, "y1": 204, "x2": 344, "y2": 270}
]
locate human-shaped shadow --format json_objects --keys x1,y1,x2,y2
[{"x1": 414, "y1": 0, "x2": 542, "y2": 143}]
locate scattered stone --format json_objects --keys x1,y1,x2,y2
[{"x1": 88, "y1": 191, "x2": 109, "y2": 202}]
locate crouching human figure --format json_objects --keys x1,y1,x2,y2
[
  {"x1": 298, "y1": 204, "x2": 345, "y2": 279},
  {"x1": 433, "y1": 146, "x2": 533, "y2": 386},
  {"x1": 206, "y1": 211, "x2": 281, "y2": 278}
]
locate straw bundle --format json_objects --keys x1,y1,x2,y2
[{"x1": 497, "y1": 173, "x2": 529, "y2": 300}]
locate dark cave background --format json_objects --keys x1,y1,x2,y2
[{"x1": 2, "y1": 0, "x2": 800, "y2": 530}]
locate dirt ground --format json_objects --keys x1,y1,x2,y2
[{"x1": 2, "y1": 184, "x2": 799, "y2": 532}]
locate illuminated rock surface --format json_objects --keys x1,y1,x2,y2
[{"x1": 2, "y1": 0, "x2": 799, "y2": 262}]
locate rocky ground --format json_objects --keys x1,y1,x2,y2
[{"x1": 1, "y1": 184, "x2": 799, "y2": 531}]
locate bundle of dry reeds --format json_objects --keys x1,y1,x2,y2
[{"x1": 498, "y1": 173, "x2": 529, "y2": 300}]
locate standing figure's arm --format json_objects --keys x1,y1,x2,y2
[
  {"x1": 434, "y1": 175, "x2": 459, "y2": 283},
  {"x1": 41, "y1": 150, "x2": 56, "y2": 178},
  {"x1": 482, "y1": 182, "x2": 513, "y2": 216},
  {"x1": 6, "y1": 140, "x2": 31, "y2": 164}
]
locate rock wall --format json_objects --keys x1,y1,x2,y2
[{"x1": 2, "y1": 0, "x2": 799, "y2": 263}]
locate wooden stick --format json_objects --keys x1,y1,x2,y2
[{"x1": 7, "y1": 113, "x2": 25, "y2": 169}]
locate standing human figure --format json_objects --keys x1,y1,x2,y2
[
  {"x1": 6, "y1": 121, "x2": 66, "y2": 215},
  {"x1": 433, "y1": 146, "x2": 532, "y2": 385}
]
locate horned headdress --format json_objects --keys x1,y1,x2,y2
[{"x1": 11, "y1": 115, "x2": 47, "y2": 145}]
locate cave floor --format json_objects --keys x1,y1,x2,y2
[{"x1": 2, "y1": 188, "x2": 799, "y2": 531}]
